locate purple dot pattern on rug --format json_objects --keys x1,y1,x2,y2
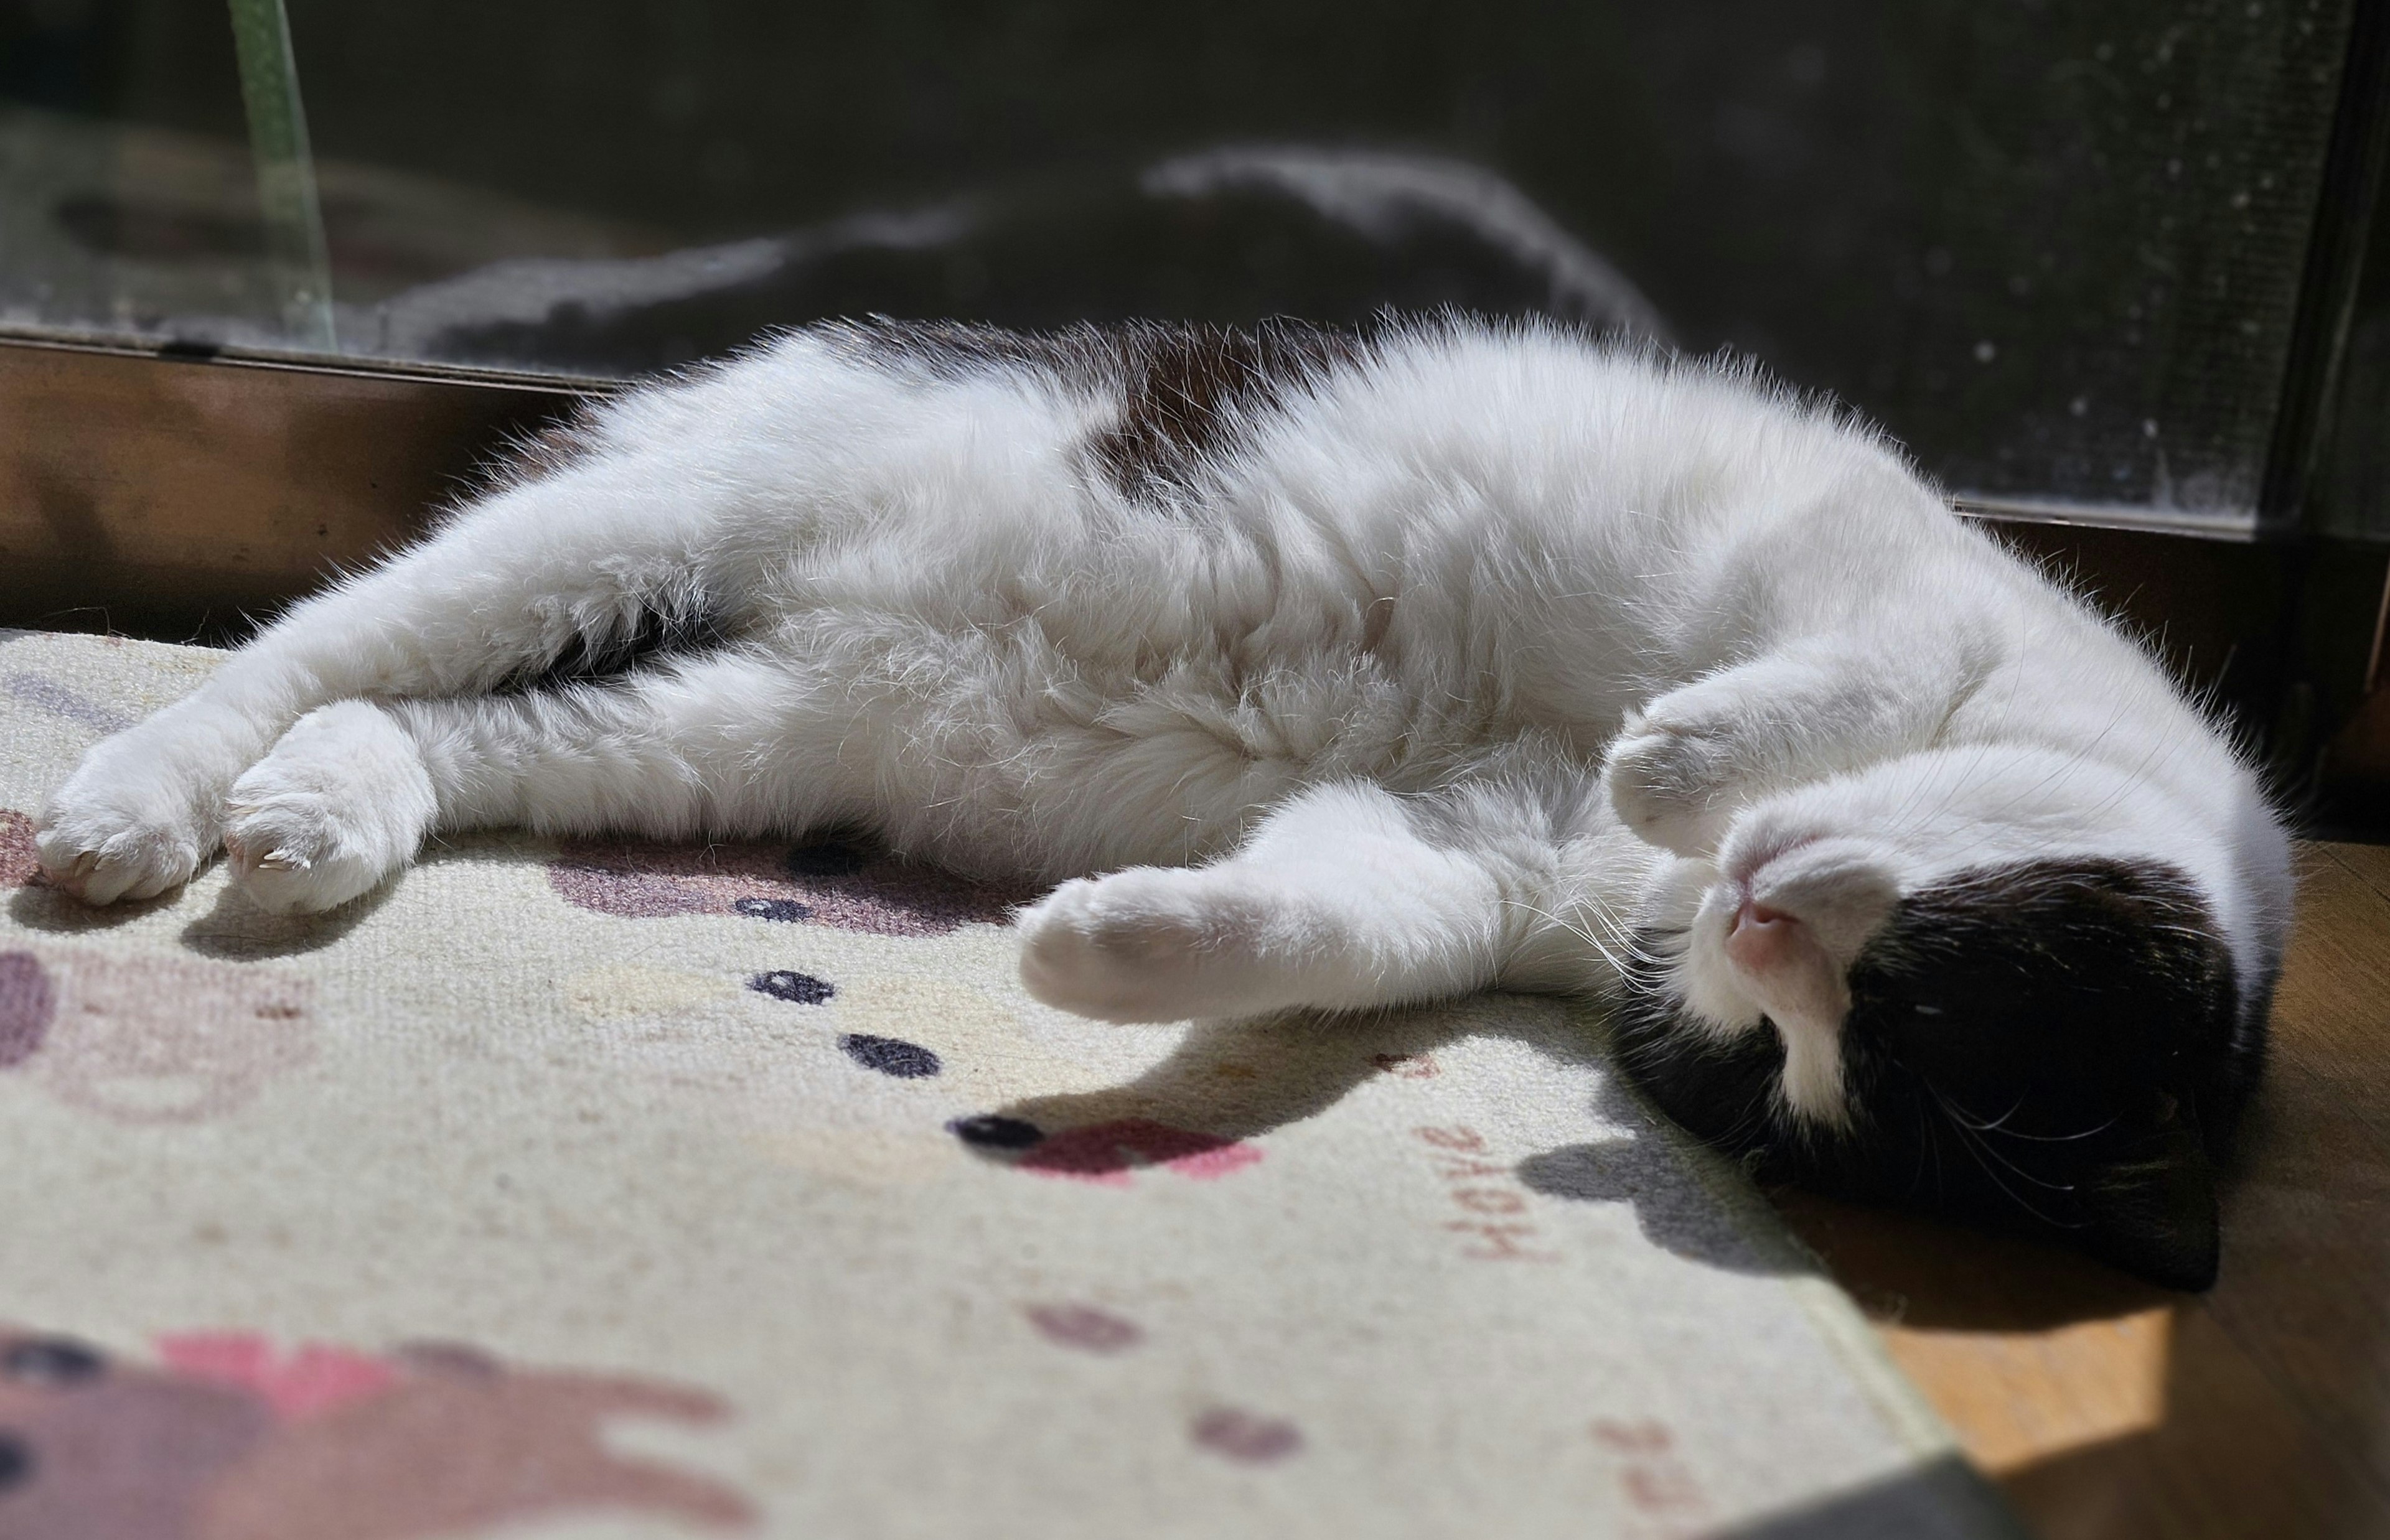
[
  {"x1": 838, "y1": 1034, "x2": 939, "y2": 1078},
  {"x1": 1023, "y1": 1303, "x2": 1144, "y2": 1354},
  {"x1": 2, "y1": 673, "x2": 133, "y2": 734},
  {"x1": 0, "y1": 951, "x2": 54, "y2": 1067},
  {"x1": 547, "y1": 836, "x2": 1034, "y2": 937},
  {"x1": 1191, "y1": 1407, "x2": 1304, "y2": 1464},
  {"x1": 749, "y1": 971, "x2": 835, "y2": 1005}
]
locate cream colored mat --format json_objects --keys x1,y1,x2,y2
[{"x1": 0, "y1": 628, "x2": 2018, "y2": 1539}]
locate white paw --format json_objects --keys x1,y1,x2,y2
[
  {"x1": 1602, "y1": 709, "x2": 1746, "y2": 857},
  {"x1": 1018, "y1": 868, "x2": 1288, "y2": 1024},
  {"x1": 36, "y1": 718, "x2": 233, "y2": 904},
  {"x1": 222, "y1": 702, "x2": 436, "y2": 914}
]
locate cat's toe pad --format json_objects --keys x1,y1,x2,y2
[
  {"x1": 222, "y1": 702, "x2": 436, "y2": 915},
  {"x1": 1018, "y1": 870, "x2": 1276, "y2": 1024}
]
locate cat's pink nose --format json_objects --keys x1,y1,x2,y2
[{"x1": 1725, "y1": 898, "x2": 1806, "y2": 976}]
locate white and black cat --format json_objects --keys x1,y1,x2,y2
[{"x1": 35, "y1": 317, "x2": 2292, "y2": 1287}]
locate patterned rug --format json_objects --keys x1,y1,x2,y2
[{"x1": 0, "y1": 628, "x2": 2019, "y2": 1539}]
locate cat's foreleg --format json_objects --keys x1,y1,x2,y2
[
  {"x1": 1016, "y1": 780, "x2": 1570, "y2": 1024},
  {"x1": 37, "y1": 455, "x2": 746, "y2": 904},
  {"x1": 1604, "y1": 631, "x2": 1997, "y2": 857}
]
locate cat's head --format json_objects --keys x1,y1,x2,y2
[{"x1": 1617, "y1": 742, "x2": 2291, "y2": 1290}]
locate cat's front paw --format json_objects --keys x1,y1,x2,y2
[
  {"x1": 1018, "y1": 869, "x2": 1283, "y2": 1024},
  {"x1": 1603, "y1": 707, "x2": 1746, "y2": 857},
  {"x1": 222, "y1": 702, "x2": 436, "y2": 914},
  {"x1": 36, "y1": 730, "x2": 224, "y2": 903}
]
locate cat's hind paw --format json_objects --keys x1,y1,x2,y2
[
  {"x1": 34, "y1": 802, "x2": 209, "y2": 906},
  {"x1": 222, "y1": 702, "x2": 436, "y2": 914},
  {"x1": 36, "y1": 734, "x2": 223, "y2": 904}
]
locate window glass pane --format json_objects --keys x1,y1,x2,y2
[
  {"x1": 1, "y1": 0, "x2": 294, "y2": 347},
  {"x1": 1, "y1": 0, "x2": 2358, "y2": 531}
]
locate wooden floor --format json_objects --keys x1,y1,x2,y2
[{"x1": 1776, "y1": 842, "x2": 2390, "y2": 1539}]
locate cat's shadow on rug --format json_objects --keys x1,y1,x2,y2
[
  {"x1": 965, "y1": 997, "x2": 1817, "y2": 1278},
  {"x1": 6, "y1": 866, "x2": 391, "y2": 959},
  {"x1": 969, "y1": 1000, "x2": 2205, "y2": 1323}
]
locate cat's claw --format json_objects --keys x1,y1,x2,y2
[
  {"x1": 33, "y1": 833, "x2": 204, "y2": 905},
  {"x1": 35, "y1": 763, "x2": 215, "y2": 905}
]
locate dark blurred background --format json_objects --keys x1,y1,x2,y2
[{"x1": 2, "y1": 0, "x2": 2371, "y2": 536}]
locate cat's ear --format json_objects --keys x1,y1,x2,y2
[{"x1": 2074, "y1": 1093, "x2": 2219, "y2": 1291}]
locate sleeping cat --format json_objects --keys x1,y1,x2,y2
[{"x1": 34, "y1": 317, "x2": 2292, "y2": 1288}]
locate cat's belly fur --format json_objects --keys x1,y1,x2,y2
[
  {"x1": 583, "y1": 317, "x2": 1873, "y2": 879},
  {"x1": 751, "y1": 500, "x2": 1627, "y2": 880}
]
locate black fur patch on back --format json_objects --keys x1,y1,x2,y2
[
  {"x1": 1617, "y1": 857, "x2": 2260, "y2": 1289},
  {"x1": 830, "y1": 318, "x2": 1373, "y2": 501}
]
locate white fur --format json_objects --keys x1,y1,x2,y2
[{"x1": 36, "y1": 320, "x2": 2294, "y2": 1123}]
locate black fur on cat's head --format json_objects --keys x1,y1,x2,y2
[{"x1": 1616, "y1": 858, "x2": 2270, "y2": 1290}]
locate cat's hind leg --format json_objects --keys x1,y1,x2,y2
[
  {"x1": 222, "y1": 648, "x2": 866, "y2": 913},
  {"x1": 218, "y1": 701, "x2": 439, "y2": 913},
  {"x1": 37, "y1": 450, "x2": 757, "y2": 904},
  {"x1": 1018, "y1": 780, "x2": 1579, "y2": 1024}
]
